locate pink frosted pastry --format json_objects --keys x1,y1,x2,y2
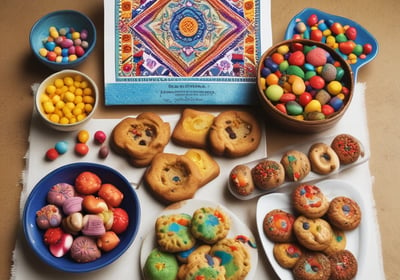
[
  {"x1": 70, "y1": 236, "x2": 101, "y2": 263},
  {"x1": 62, "y1": 196, "x2": 84, "y2": 215},
  {"x1": 36, "y1": 204, "x2": 63, "y2": 230},
  {"x1": 47, "y1": 183, "x2": 75, "y2": 206}
]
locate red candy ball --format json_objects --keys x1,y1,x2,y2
[
  {"x1": 94, "y1": 130, "x2": 107, "y2": 144},
  {"x1": 309, "y1": 75, "x2": 325, "y2": 90},
  {"x1": 288, "y1": 51, "x2": 305, "y2": 66},
  {"x1": 345, "y1": 27, "x2": 357, "y2": 40},
  {"x1": 45, "y1": 148, "x2": 59, "y2": 161},
  {"x1": 310, "y1": 29, "x2": 323, "y2": 42},
  {"x1": 299, "y1": 92, "x2": 313, "y2": 106},
  {"x1": 75, "y1": 143, "x2": 89, "y2": 156},
  {"x1": 307, "y1": 14, "x2": 318, "y2": 26}
]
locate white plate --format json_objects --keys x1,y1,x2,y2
[
  {"x1": 140, "y1": 199, "x2": 258, "y2": 279},
  {"x1": 256, "y1": 179, "x2": 366, "y2": 280}
]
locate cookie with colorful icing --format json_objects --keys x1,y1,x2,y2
[
  {"x1": 273, "y1": 242, "x2": 304, "y2": 269},
  {"x1": 327, "y1": 196, "x2": 362, "y2": 230},
  {"x1": 111, "y1": 113, "x2": 170, "y2": 167},
  {"x1": 144, "y1": 152, "x2": 202, "y2": 204},
  {"x1": 328, "y1": 250, "x2": 358, "y2": 280},
  {"x1": 210, "y1": 238, "x2": 251, "y2": 280},
  {"x1": 183, "y1": 149, "x2": 220, "y2": 187},
  {"x1": 293, "y1": 216, "x2": 333, "y2": 251},
  {"x1": 190, "y1": 207, "x2": 231, "y2": 244},
  {"x1": 177, "y1": 245, "x2": 225, "y2": 280},
  {"x1": 143, "y1": 248, "x2": 179, "y2": 280},
  {"x1": 331, "y1": 134, "x2": 362, "y2": 164},
  {"x1": 323, "y1": 228, "x2": 347, "y2": 256},
  {"x1": 155, "y1": 213, "x2": 196, "y2": 253},
  {"x1": 251, "y1": 160, "x2": 285, "y2": 190},
  {"x1": 292, "y1": 252, "x2": 332, "y2": 280},
  {"x1": 262, "y1": 209, "x2": 295, "y2": 243},
  {"x1": 280, "y1": 150, "x2": 311, "y2": 182},
  {"x1": 208, "y1": 110, "x2": 261, "y2": 158},
  {"x1": 292, "y1": 184, "x2": 330, "y2": 218},
  {"x1": 229, "y1": 164, "x2": 255, "y2": 197},
  {"x1": 172, "y1": 108, "x2": 215, "y2": 149}
]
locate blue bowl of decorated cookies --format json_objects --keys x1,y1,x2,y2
[
  {"x1": 30, "y1": 10, "x2": 96, "y2": 70},
  {"x1": 22, "y1": 162, "x2": 141, "y2": 273}
]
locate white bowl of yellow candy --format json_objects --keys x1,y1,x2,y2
[{"x1": 35, "y1": 69, "x2": 98, "y2": 131}]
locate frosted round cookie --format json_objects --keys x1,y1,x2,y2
[{"x1": 190, "y1": 207, "x2": 231, "y2": 244}]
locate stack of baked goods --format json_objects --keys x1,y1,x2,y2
[
  {"x1": 110, "y1": 109, "x2": 262, "y2": 204},
  {"x1": 262, "y1": 183, "x2": 361, "y2": 280},
  {"x1": 143, "y1": 206, "x2": 253, "y2": 280},
  {"x1": 229, "y1": 133, "x2": 364, "y2": 198}
]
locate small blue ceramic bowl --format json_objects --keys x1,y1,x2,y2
[
  {"x1": 30, "y1": 10, "x2": 96, "y2": 71},
  {"x1": 22, "y1": 162, "x2": 141, "y2": 273}
]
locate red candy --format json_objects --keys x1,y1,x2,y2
[
  {"x1": 94, "y1": 130, "x2": 107, "y2": 144},
  {"x1": 310, "y1": 29, "x2": 323, "y2": 42},
  {"x1": 43, "y1": 227, "x2": 64, "y2": 245},
  {"x1": 345, "y1": 27, "x2": 357, "y2": 40},
  {"x1": 75, "y1": 143, "x2": 89, "y2": 156},
  {"x1": 45, "y1": 148, "x2": 59, "y2": 161},
  {"x1": 111, "y1": 208, "x2": 129, "y2": 234},
  {"x1": 307, "y1": 14, "x2": 318, "y2": 26},
  {"x1": 288, "y1": 50, "x2": 305, "y2": 66},
  {"x1": 309, "y1": 75, "x2": 325, "y2": 90}
]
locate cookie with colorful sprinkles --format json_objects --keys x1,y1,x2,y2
[{"x1": 331, "y1": 133, "x2": 362, "y2": 164}]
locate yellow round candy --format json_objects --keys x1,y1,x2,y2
[
  {"x1": 277, "y1": 45, "x2": 289, "y2": 55},
  {"x1": 64, "y1": 76, "x2": 74, "y2": 86},
  {"x1": 71, "y1": 31, "x2": 81, "y2": 40},
  {"x1": 77, "y1": 130, "x2": 90, "y2": 143},
  {"x1": 327, "y1": 81, "x2": 342, "y2": 95},
  {"x1": 54, "y1": 78, "x2": 64, "y2": 88},
  {"x1": 39, "y1": 48, "x2": 48, "y2": 57},
  {"x1": 64, "y1": 91, "x2": 75, "y2": 102},
  {"x1": 46, "y1": 85, "x2": 56, "y2": 95},
  {"x1": 304, "y1": 99, "x2": 322, "y2": 113}
]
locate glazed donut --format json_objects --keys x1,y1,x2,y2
[{"x1": 308, "y1": 143, "x2": 340, "y2": 175}]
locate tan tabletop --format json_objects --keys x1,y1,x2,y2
[{"x1": 0, "y1": 0, "x2": 397, "y2": 279}]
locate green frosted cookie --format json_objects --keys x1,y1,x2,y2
[
  {"x1": 190, "y1": 207, "x2": 231, "y2": 244},
  {"x1": 143, "y1": 248, "x2": 178, "y2": 280}
]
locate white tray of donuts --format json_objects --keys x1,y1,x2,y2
[{"x1": 227, "y1": 133, "x2": 369, "y2": 200}]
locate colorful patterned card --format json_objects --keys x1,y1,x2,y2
[{"x1": 104, "y1": 0, "x2": 272, "y2": 105}]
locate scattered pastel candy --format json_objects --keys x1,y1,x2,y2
[
  {"x1": 75, "y1": 143, "x2": 89, "y2": 156},
  {"x1": 39, "y1": 26, "x2": 90, "y2": 63},
  {"x1": 290, "y1": 14, "x2": 374, "y2": 64},
  {"x1": 94, "y1": 130, "x2": 107, "y2": 144}
]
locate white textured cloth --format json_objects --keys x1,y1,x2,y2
[{"x1": 11, "y1": 83, "x2": 384, "y2": 279}]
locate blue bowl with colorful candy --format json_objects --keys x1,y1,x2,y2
[
  {"x1": 284, "y1": 8, "x2": 378, "y2": 81},
  {"x1": 257, "y1": 39, "x2": 354, "y2": 133},
  {"x1": 30, "y1": 10, "x2": 96, "y2": 71},
  {"x1": 22, "y1": 162, "x2": 141, "y2": 273}
]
